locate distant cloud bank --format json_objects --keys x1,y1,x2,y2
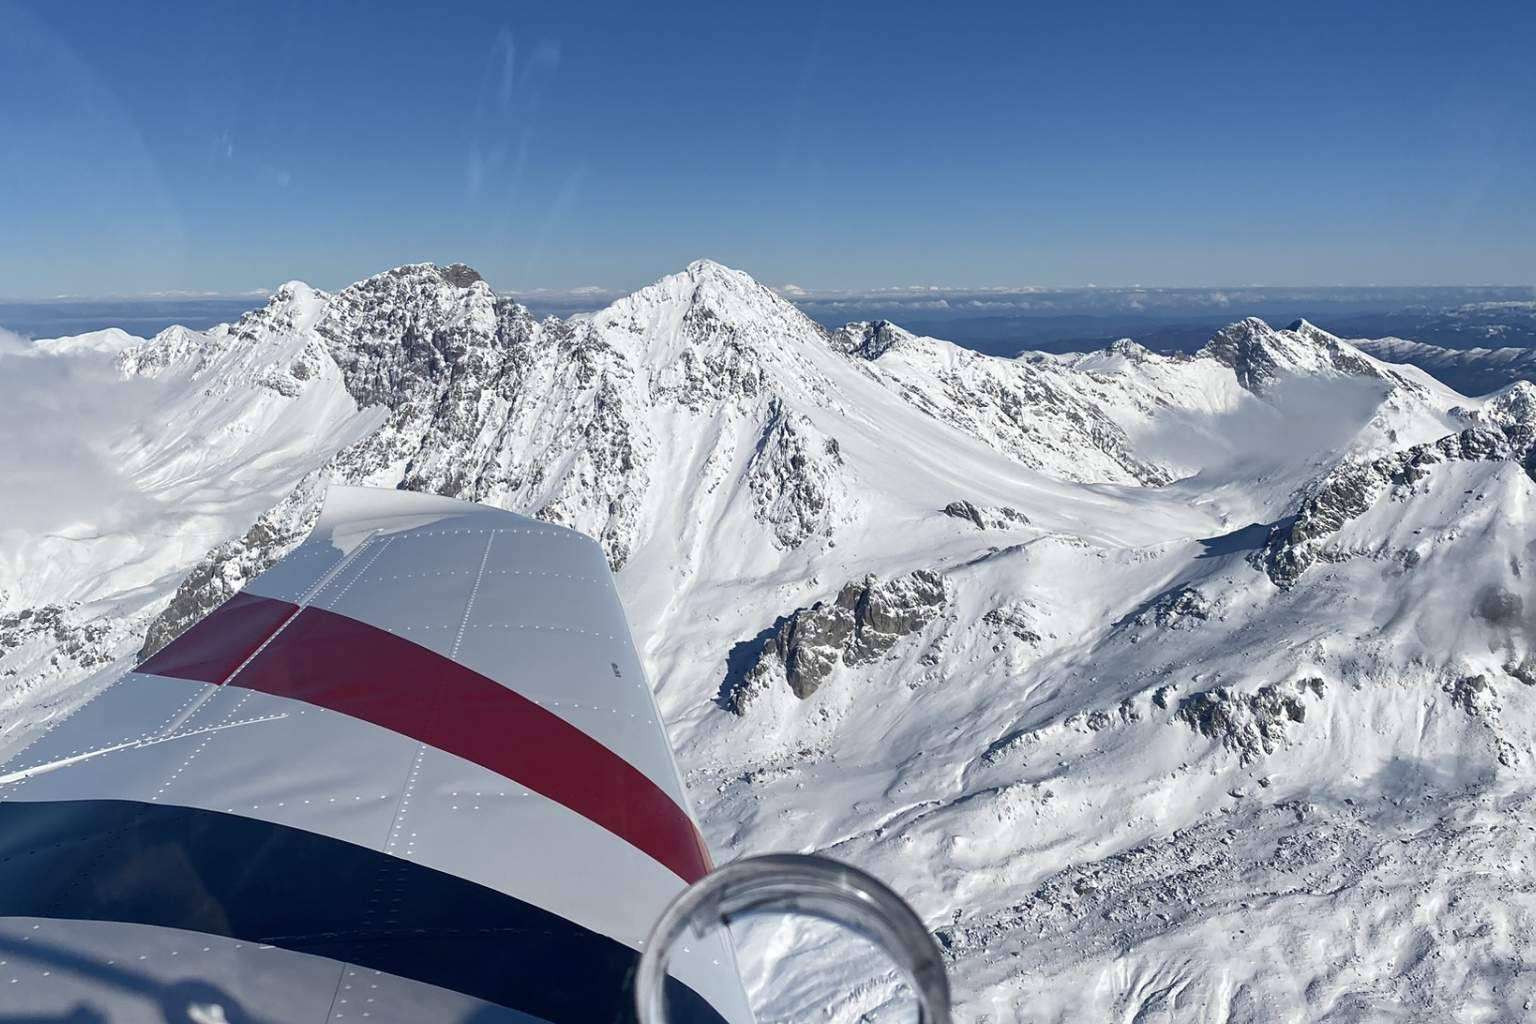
[{"x1": 503, "y1": 282, "x2": 1536, "y2": 322}]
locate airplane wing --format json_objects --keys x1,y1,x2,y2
[{"x1": 0, "y1": 486, "x2": 752, "y2": 1024}]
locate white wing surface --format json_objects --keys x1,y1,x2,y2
[{"x1": 0, "y1": 486, "x2": 751, "y2": 1024}]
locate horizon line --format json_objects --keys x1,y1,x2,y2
[{"x1": 2, "y1": 280, "x2": 1533, "y2": 306}]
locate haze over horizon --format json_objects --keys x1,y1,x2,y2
[
  {"x1": 4, "y1": 271, "x2": 1535, "y2": 306},
  {"x1": 4, "y1": 264, "x2": 1534, "y2": 373},
  {"x1": 2, "y1": 0, "x2": 1532, "y2": 298}
]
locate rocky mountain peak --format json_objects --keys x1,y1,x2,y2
[
  {"x1": 683, "y1": 256, "x2": 745, "y2": 281},
  {"x1": 308, "y1": 263, "x2": 531, "y2": 419},
  {"x1": 271, "y1": 280, "x2": 319, "y2": 302},
  {"x1": 1197, "y1": 317, "x2": 1286, "y2": 392},
  {"x1": 233, "y1": 280, "x2": 330, "y2": 338},
  {"x1": 323, "y1": 260, "x2": 506, "y2": 335},
  {"x1": 378, "y1": 261, "x2": 489, "y2": 290},
  {"x1": 1104, "y1": 337, "x2": 1154, "y2": 360},
  {"x1": 1200, "y1": 315, "x2": 1393, "y2": 394},
  {"x1": 649, "y1": 258, "x2": 783, "y2": 309},
  {"x1": 594, "y1": 259, "x2": 820, "y2": 354},
  {"x1": 1202, "y1": 315, "x2": 1279, "y2": 351},
  {"x1": 676, "y1": 258, "x2": 790, "y2": 316},
  {"x1": 1231, "y1": 315, "x2": 1275, "y2": 336},
  {"x1": 439, "y1": 262, "x2": 485, "y2": 288},
  {"x1": 1285, "y1": 317, "x2": 1348, "y2": 349}
]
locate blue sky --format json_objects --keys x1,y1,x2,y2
[{"x1": 2, "y1": 0, "x2": 1532, "y2": 297}]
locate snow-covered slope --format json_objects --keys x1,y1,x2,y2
[{"x1": 4, "y1": 262, "x2": 1535, "y2": 1022}]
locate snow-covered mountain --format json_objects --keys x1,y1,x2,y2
[
  {"x1": 4, "y1": 261, "x2": 1536, "y2": 1021},
  {"x1": 1355, "y1": 336, "x2": 1536, "y2": 397}
]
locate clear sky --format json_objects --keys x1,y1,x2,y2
[{"x1": 2, "y1": 0, "x2": 1532, "y2": 298}]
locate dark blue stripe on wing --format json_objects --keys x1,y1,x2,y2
[{"x1": 0, "y1": 799, "x2": 725, "y2": 1024}]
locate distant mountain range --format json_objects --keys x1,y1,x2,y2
[
  {"x1": 1353, "y1": 334, "x2": 1536, "y2": 396},
  {"x1": 8, "y1": 286, "x2": 1536, "y2": 393},
  {"x1": 3, "y1": 262, "x2": 1535, "y2": 1020}
]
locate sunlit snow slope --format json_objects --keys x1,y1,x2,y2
[{"x1": 3, "y1": 260, "x2": 1535, "y2": 1022}]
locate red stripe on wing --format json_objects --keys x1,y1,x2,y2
[
  {"x1": 137, "y1": 591, "x2": 299, "y2": 683},
  {"x1": 141, "y1": 592, "x2": 711, "y2": 883}
]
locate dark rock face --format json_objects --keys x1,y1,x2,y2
[
  {"x1": 1075, "y1": 700, "x2": 1144, "y2": 732},
  {"x1": 0, "y1": 605, "x2": 115, "y2": 678},
  {"x1": 832, "y1": 320, "x2": 909, "y2": 360},
  {"x1": 1446, "y1": 674, "x2": 1498, "y2": 719},
  {"x1": 1202, "y1": 318, "x2": 1289, "y2": 394},
  {"x1": 1481, "y1": 381, "x2": 1536, "y2": 442},
  {"x1": 1287, "y1": 318, "x2": 1395, "y2": 381},
  {"x1": 849, "y1": 569, "x2": 947, "y2": 656},
  {"x1": 1154, "y1": 587, "x2": 1209, "y2": 627},
  {"x1": 831, "y1": 319, "x2": 1174, "y2": 489},
  {"x1": 779, "y1": 599, "x2": 856, "y2": 699},
  {"x1": 1175, "y1": 679, "x2": 1322, "y2": 764},
  {"x1": 308, "y1": 262, "x2": 657, "y2": 570},
  {"x1": 138, "y1": 475, "x2": 327, "y2": 661},
  {"x1": 1258, "y1": 427, "x2": 1529, "y2": 588},
  {"x1": 1200, "y1": 317, "x2": 1399, "y2": 396},
  {"x1": 1144, "y1": 586, "x2": 1212, "y2": 629},
  {"x1": 747, "y1": 397, "x2": 850, "y2": 549},
  {"x1": 439, "y1": 263, "x2": 484, "y2": 288},
  {"x1": 943, "y1": 500, "x2": 986, "y2": 529},
  {"x1": 1504, "y1": 657, "x2": 1536, "y2": 687},
  {"x1": 1104, "y1": 338, "x2": 1154, "y2": 361},
  {"x1": 942, "y1": 501, "x2": 1031, "y2": 530},
  {"x1": 727, "y1": 570, "x2": 949, "y2": 709},
  {"x1": 983, "y1": 603, "x2": 1041, "y2": 645}
]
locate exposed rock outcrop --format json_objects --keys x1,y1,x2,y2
[
  {"x1": 832, "y1": 320, "x2": 913, "y2": 360},
  {"x1": 747, "y1": 398, "x2": 855, "y2": 548},
  {"x1": 138, "y1": 475, "x2": 328, "y2": 660},
  {"x1": 1174, "y1": 679, "x2": 1324, "y2": 764},
  {"x1": 982, "y1": 602, "x2": 1041, "y2": 646},
  {"x1": 1446, "y1": 673, "x2": 1498, "y2": 719},
  {"x1": 1503, "y1": 656, "x2": 1536, "y2": 687},
  {"x1": 941, "y1": 500, "x2": 1031, "y2": 530},
  {"x1": 1141, "y1": 585, "x2": 1213, "y2": 629},
  {"x1": 1104, "y1": 338, "x2": 1156, "y2": 362},
  {"x1": 1199, "y1": 317, "x2": 1406, "y2": 396},
  {"x1": 0, "y1": 605, "x2": 116, "y2": 680},
  {"x1": 1258, "y1": 427, "x2": 1530, "y2": 588},
  {"x1": 727, "y1": 570, "x2": 948, "y2": 710}
]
